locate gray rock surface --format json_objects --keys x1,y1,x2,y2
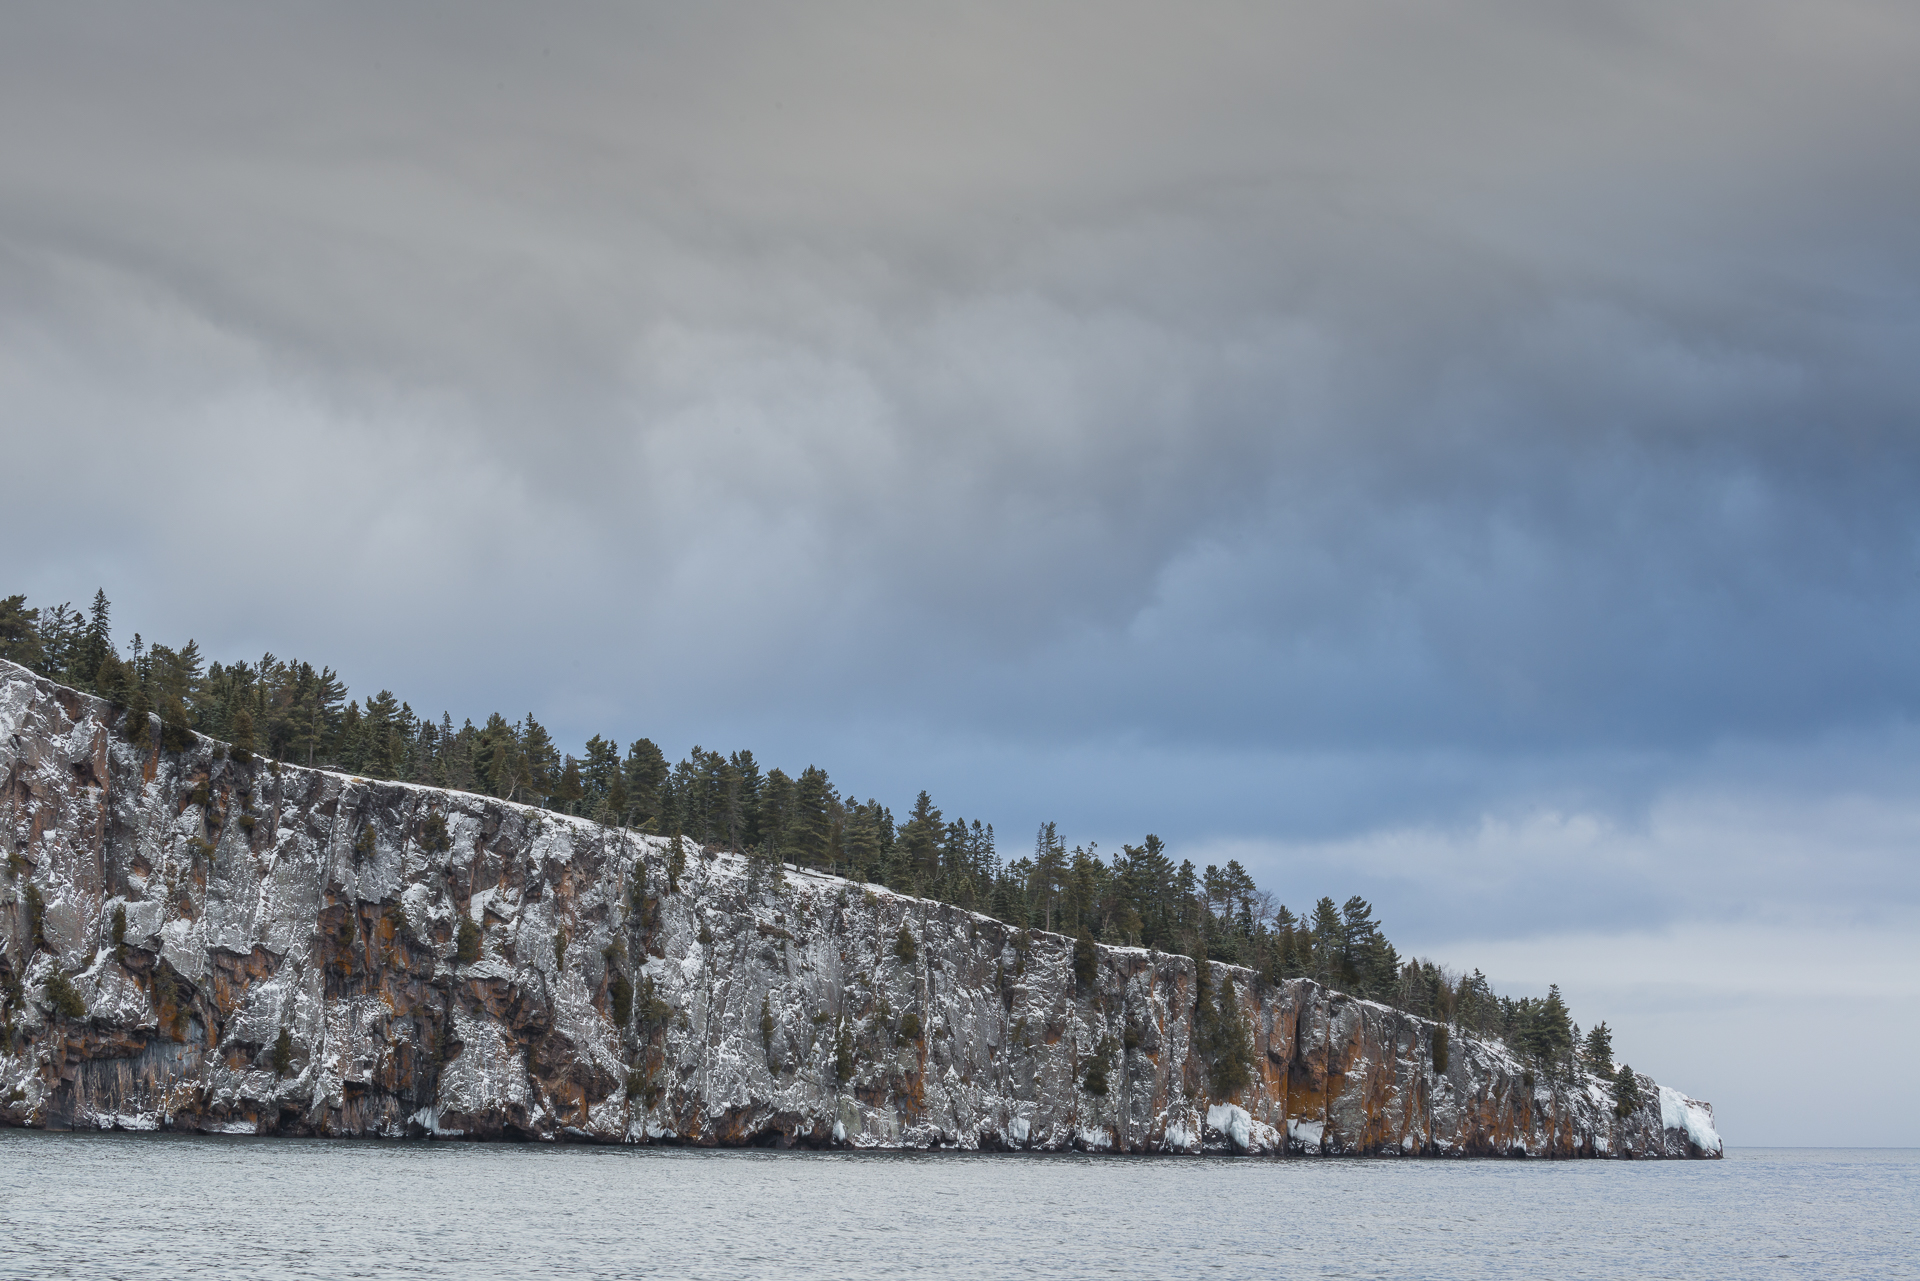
[{"x1": 0, "y1": 659, "x2": 1719, "y2": 1156}]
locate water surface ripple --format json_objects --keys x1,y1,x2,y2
[{"x1": 2, "y1": 1133, "x2": 1912, "y2": 1279}]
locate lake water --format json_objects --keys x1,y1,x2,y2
[{"x1": 1, "y1": 1133, "x2": 1912, "y2": 1279}]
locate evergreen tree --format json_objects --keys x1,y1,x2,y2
[
  {"x1": 623, "y1": 738, "x2": 669, "y2": 829},
  {"x1": 599, "y1": 769, "x2": 629, "y2": 828},
  {"x1": 556, "y1": 756, "x2": 585, "y2": 814},
  {"x1": 231, "y1": 708, "x2": 255, "y2": 763},
  {"x1": 521, "y1": 714, "x2": 559, "y2": 802},
  {"x1": 124, "y1": 687, "x2": 152, "y2": 748},
  {"x1": 1583, "y1": 1021, "x2": 1615, "y2": 1075},
  {"x1": 899, "y1": 792, "x2": 943, "y2": 887},
  {"x1": 1537, "y1": 984, "x2": 1574, "y2": 1068},
  {"x1": 363, "y1": 691, "x2": 401, "y2": 778},
  {"x1": 758, "y1": 769, "x2": 794, "y2": 858},
  {"x1": 0, "y1": 595, "x2": 43, "y2": 668},
  {"x1": 1203, "y1": 973, "x2": 1254, "y2": 1099},
  {"x1": 784, "y1": 766, "x2": 834, "y2": 866},
  {"x1": 79, "y1": 588, "x2": 111, "y2": 687},
  {"x1": 1308, "y1": 897, "x2": 1342, "y2": 980},
  {"x1": 844, "y1": 801, "x2": 886, "y2": 883},
  {"x1": 446, "y1": 718, "x2": 477, "y2": 792},
  {"x1": 727, "y1": 750, "x2": 763, "y2": 849},
  {"x1": 580, "y1": 735, "x2": 622, "y2": 815},
  {"x1": 1073, "y1": 925, "x2": 1098, "y2": 987},
  {"x1": 410, "y1": 715, "x2": 441, "y2": 785},
  {"x1": 1030, "y1": 822, "x2": 1067, "y2": 932},
  {"x1": 158, "y1": 691, "x2": 195, "y2": 753},
  {"x1": 95, "y1": 649, "x2": 131, "y2": 705},
  {"x1": 1611, "y1": 1062, "x2": 1642, "y2": 1117},
  {"x1": 456, "y1": 914, "x2": 482, "y2": 964}
]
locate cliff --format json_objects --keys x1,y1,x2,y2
[{"x1": 0, "y1": 660, "x2": 1720, "y2": 1157}]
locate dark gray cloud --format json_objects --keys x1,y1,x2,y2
[{"x1": 5, "y1": 0, "x2": 1919, "y2": 1139}]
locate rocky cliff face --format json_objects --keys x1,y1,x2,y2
[{"x1": 0, "y1": 660, "x2": 1720, "y2": 1157}]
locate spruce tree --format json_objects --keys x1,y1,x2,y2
[
  {"x1": 600, "y1": 769, "x2": 629, "y2": 828},
  {"x1": 1583, "y1": 1021, "x2": 1614, "y2": 1075},
  {"x1": 79, "y1": 589, "x2": 111, "y2": 686},
  {"x1": 95, "y1": 650, "x2": 130, "y2": 705},
  {"x1": 623, "y1": 738, "x2": 669, "y2": 830},
  {"x1": 754, "y1": 768, "x2": 792, "y2": 858},
  {"x1": 556, "y1": 756, "x2": 584, "y2": 814},
  {"x1": 0, "y1": 595, "x2": 43, "y2": 668},
  {"x1": 521, "y1": 714, "x2": 559, "y2": 801},
  {"x1": 125, "y1": 687, "x2": 152, "y2": 748},
  {"x1": 1073, "y1": 925, "x2": 1098, "y2": 987},
  {"x1": 158, "y1": 692, "x2": 194, "y2": 753},
  {"x1": 1205, "y1": 976, "x2": 1254, "y2": 1098},
  {"x1": 784, "y1": 766, "x2": 833, "y2": 866},
  {"x1": 455, "y1": 915, "x2": 482, "y2": 964},
  {"x1": 1612, "y1": 1062, "x2": 1641, "y2": 1117},
  {"x1": 231, "y1": 708, "x2": 255, "y2": 763}
]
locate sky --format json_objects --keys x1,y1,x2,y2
[{"x1": 4, "y1": 1, "x2": 1918, "y2": 1144}]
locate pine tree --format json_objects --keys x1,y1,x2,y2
[
  {"x1": 418, "y1": 811, "x2": 452, "y2": 854},
  {"x1": 758, "y1": 769, "x2": 794, "y2": 858},
  {"x1": 0, "y1": 595, "x2": 43, "y2": 668},
  {"x1": 1309, "y1": 897, "x2": 1341, "y2": 980},
  {"x1": 834, "y1": 1018, "x2": 856, "y2": 1084},
  {"x1": 1538, "y1": 984, "x2": 1574, "y2": 1067},
  {"x1": 1204, "y1": 975, "x2": 1254, "y2": 1099},
  {"x1": 231, "y1": 708, "x2": 255, "y2": 763},
  {"x1": 158, "y1": 691, "x2": 194, "y2": 753},
  {"x1": 898, "y1": 792, "x2": 943, "y2": 886},
  {"x1": 125, "y1": 687, "x2": 152, "y2": 748},
  {"x1": 362, "y1": 691, "x2": 401, "y2": 778},
  {"x1": 1030, "y1": 822, "x2": 1066, "y2": 933},
  {"x1": 79, "y1": 589, "x2": 111, "y2": 687},
  {"x1": 1583, "y1": 1021, "x2": 1614, "y2": 1075},
  {"x1": 556, "y1": 756, "x2": 584, "y2": 814},
  {"x1": 597, "y1": 769, "x2": 629, "y2": 828},
  {"x1": 727, "y1": 750, "x2": 763, "y2": 849},
  {"x1": 1073, "y1": 925, "x2": 1098, "y2": 987},
  {"x1": 610, "y1": 971, "x2": 633, "y2": 1027},
  {"x1": 580, "y1": 735, "x2": 621, "y2": 816},
  {"x1": 785, "y1": 766, "x2": 834, "y2": 866},
  {"x1": 455, "y1": 914, "x2": 482, "y2": 964},
  {"x1": 667, "y1": 830, "x2": 687, "y2": 893},
  {"x1": 95, "y1": 649, "x2": 131, "y2": 705},
  {"x1": 1612, "y1": 1062, "x2": 1641, "y2": 1117},
  {"x1": 623, "y1": 738, "x2": 669, "y2": 829},
  {"x1": 521, "y1": 714, "x2": 559, "y2": 802}
]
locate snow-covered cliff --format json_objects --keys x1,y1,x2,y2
[{"x1": 0, "y1": 660, "x2": 1719, "y2": 1156}]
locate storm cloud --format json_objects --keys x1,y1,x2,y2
[{"x1": 4, "y1": 1, "x2": 1918, "y2": 1140}]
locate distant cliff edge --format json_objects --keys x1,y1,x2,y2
[{"x1": 0, "y1": 660, "x2": 1720, "y2": 1157}]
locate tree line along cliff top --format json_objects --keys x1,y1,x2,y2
[{"x1": 0, "y1": 587, "x2": 1646, "y2": 1107}]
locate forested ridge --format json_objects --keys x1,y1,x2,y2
[{"x1": 0, "y1": 588, "x2": 1645, "y2": 1109}]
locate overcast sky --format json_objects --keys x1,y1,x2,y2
[{"x1": 5, "y1": 1, "x2": 1918, "y2": 1144}]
